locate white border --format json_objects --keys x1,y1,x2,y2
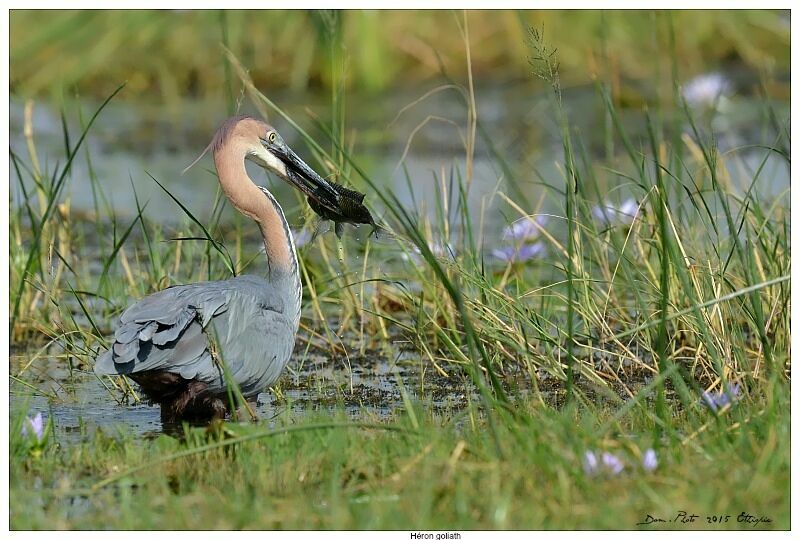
[{"x1": 3, "y1": 5, "x2": 796, "y2": 538}]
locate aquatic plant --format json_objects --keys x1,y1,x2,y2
[
  {"x1": 21, "y1": 412, "x2": 45, "y2": 442},
  {"x1": 584, "y1": 449, "x2": 658, "y2": 476},
  {"x1": 601, "y1": 452, "x2": 625, "y2": 475},
  {"x1": 582, "y1": 450, "x2": 600, "y2": 475},
  {"x1": 701, "y1": 383, "x2": 742, "y2": 412},
  {"x1": 583, "y1": 450, "x2": 625, "y2": 476},
  {"x1": 501, "y1": 215, "x2": 548, "y2": 242},
  {"x1": 682, "y1": 72, "x2": 733, "y2": 108},
  {"x1": 8, "y1": 10, "x2": 790, "y2": 530},
  {"x1": 642, "y1": 448, "x2": 658, "y2": 472},
  {"x1": 491, "y1": 242, "x2": 545, "y2": 263},
  {"x1": 17, "y1": 411, "x2": 50, "y2": 460}
]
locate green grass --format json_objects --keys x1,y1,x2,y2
[
  {"x1": 9, "y1": 11, "x2": 790, "y2": 531},
  {"x1": 10, "y1": 390, "x2": 790, "y2": 529}
]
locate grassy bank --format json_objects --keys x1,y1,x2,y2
[
  {"x1": 10, "y1": 388, "x2": 790, "y2": 529},
  {"x1": 9, "y1": 13, "x2": 790, "y2": 531}
]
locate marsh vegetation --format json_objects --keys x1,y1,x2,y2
[{"x1": 9, "y1": 10, "x2": 790, "y2": 530}]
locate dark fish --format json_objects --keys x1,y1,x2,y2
[{"x1": 307, "y1": 182, "x2": 377, "y2": 238}]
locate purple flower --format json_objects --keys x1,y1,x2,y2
[
  {"x1": 491, "y1": 243, "x2": 544, "y2": 263},
  {"x1": 502, "y1": 215, "x2": 548, "y2": 242},
  {"x1": 592, "y1": 198, "x2": 638, "y2": 226},
  {"x1": 701, "y1": 383, "x2": 741, "y2": 412},
  {"x1": 682, "y1": 72, "x2": 732, "y2": 108},
  {"x1": 642, "y1": 448, "x2": 658, "y2": 472},
  {"x1": 583, "y1": 451, "x2": 599, "y2": 475},
  {"x1": 22, "y1": 412, "x2": 44, "y2": 442},
  {"x1": 618, "y1": 199, "x2": 638, "y2": 219},
  {"x1": 601, "y1": 452, "x2": 625, "y2": 475},
  {"x1": 584, "y1": 450, "x2": 625, "y2": 476}
]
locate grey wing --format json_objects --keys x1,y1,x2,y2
[
  {"x1": 203, "y1": 300, "x2": 297, "y2": 395},
  {"x1": 94, "y1": 276, "x2": 291, "y2": 394}
]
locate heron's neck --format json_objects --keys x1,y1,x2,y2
[{"x1": 214, "y1": 146, "x2": 302, "y2": 318}]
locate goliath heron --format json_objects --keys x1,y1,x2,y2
[{"x1": 94, "y1": 116, "x2": 341, "y2": 423}]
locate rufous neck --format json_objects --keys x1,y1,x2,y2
[{"x1": 213, "y1": 142, "x2": 299, "y2": 283}]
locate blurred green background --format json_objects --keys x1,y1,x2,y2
[
  {"x1": 10, "y1": 9, "x2": 790, "y2": 103},
  {"x1": 8, "y1": 9, "x2": 791, "y2": 227}
]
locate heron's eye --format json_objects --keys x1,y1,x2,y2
[{"x1": 268, "y1": 132, "x2": 277, "y2": 143}]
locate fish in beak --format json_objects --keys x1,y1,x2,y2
[
  {"x1": 260, "y1": 132, "x2": 377, "y2": 239},
  {"x1": 306, "y1": 183, "x2": 376, "y2": 238}
]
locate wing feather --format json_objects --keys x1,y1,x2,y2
[{"x1": 93, "y1": 275, "x2": 294, "y2": 398}]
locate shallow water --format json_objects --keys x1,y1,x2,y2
[
  {"x1": 12, "y1": 332, "x2": 663, "y2": 443},
  {"x1": 10, "y1": 76, "x2": 790, "y2": 231},
  {"x1": 11, "y1": 344, "x2": 481, "y2": 443}
]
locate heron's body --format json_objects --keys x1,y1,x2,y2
[
  {"x1": 94, "y1": 116, "x2": 341, "y2": 423},
  {"x1": 94, "y1": 273, "x2": 300, "y2": 420}
]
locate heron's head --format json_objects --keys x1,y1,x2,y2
[{"x1": 212, "y1": 116, "x2": 340, "y2": 214}]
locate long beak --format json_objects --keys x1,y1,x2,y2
[{"x1": 271, "y1": 145, "x2": 341, "y2": 213}]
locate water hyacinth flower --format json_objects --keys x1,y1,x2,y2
[
  {"x1": 583, "y1": 451, "x2": 600, "y2": 475},
  {"x1": 491, "y1": 215, "x2": 549, "y2": 264},
  {"x1": 592, "y1": 198, "x2": 638, "y2": 227},
  {"x1": 701, "y1": 383, "x2": 741, "y2": 412},
  {"x1": 682, "y1": 72, "x2": 732, "y2": 108},
  {"x1": 502, "y1": 215, "x2": 548, "y2": 242},
  {"x1": 491, "y1": 242, "x2": 544, "y2": 263},
  {"x1": 642, "y1": 448, "x2": 658, "y2": 472},
  {"x1": 601, "y1": 452, "x2": 625, "y2": 475},
  {"x1": 583, "y1": 450, "x2": 625, "y2": 476},
  {"x1": 21, "y1": 412, "x2": 45, "y2": 442}
]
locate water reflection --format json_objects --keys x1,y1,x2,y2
[{"x1": 11, "y1": 346, "x2": 476, "y2": 443}]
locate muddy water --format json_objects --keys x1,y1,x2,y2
[
  {"x1": 11, "y1": 332, "x2": 659, "y2": 444},
  {"x1": 10, "y1": 343, "x2": 482, "y2": 444}
]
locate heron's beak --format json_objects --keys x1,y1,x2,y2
[{"x1": 270, "y1": 144, "x2": 341, "y2": 214}]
